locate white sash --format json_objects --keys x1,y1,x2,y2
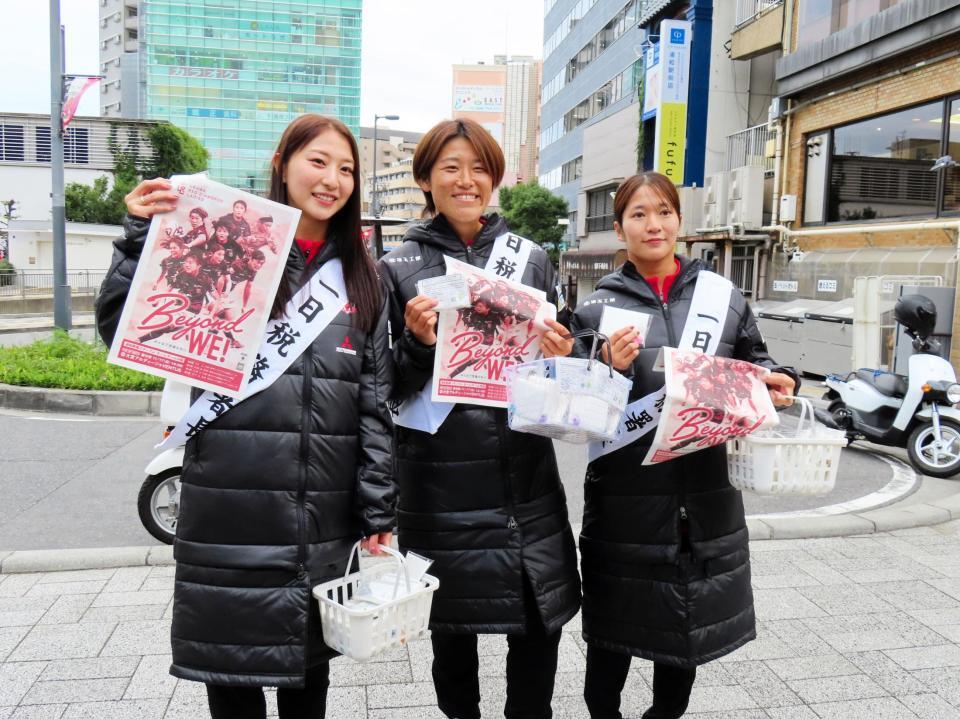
[
  {"x1": 392, "y1": 232, "x2": 538, "y2": 434},
  {"x1": 588, "y1": 271, "x2": 733, "y2": 462},
  {"x1": 158, "y1": 259, "x2": 349, "y2": 450}
]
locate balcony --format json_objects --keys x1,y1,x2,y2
[
  {"x1": 730, "y1": 0, "x2": 784, "y2": 60},
  {"x1": 725, "y1": 123, "x2": 774, "y2": 174}
]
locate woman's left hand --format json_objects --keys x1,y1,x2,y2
[
  {"x1": 361, "y1": 532, "x2": 393, "y2": 556},
  {"x1": 764, "y1": 372, "x2": 797, "y2": 407},
  {"x1": 541, "y1": 319, "x2": 574, "y2": 358}
]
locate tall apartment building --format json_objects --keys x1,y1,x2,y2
[
  {"x1": 452, "y1": 56, "x2": 542, "y2": 187},
  {"x1": 98, "y1": 0, "x2": 362, "y2": 192}
]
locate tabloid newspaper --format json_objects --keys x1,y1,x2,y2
[
  {"x1": 643, "y1": 348, "x2": 779, "y2": 465},
  {"x1": 431, "y1": 256, "x2": 556, "y2": 408},
  {"x1": 106, "y1": 173, "x2": 299, "y2": 396}
]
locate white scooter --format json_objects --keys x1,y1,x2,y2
[
  {"x1": 822, "y1": 294, "x2": 960, "y2": 478},
  {"x1": 138, "y1": 380, "x2": 190, "y2": 544}
]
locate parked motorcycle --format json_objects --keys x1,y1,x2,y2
[
  {"x1": 138, "y1": 380, "x2": 190, "y2": 544},
  {"x1": 822, "y1": 294, "x2": 960, "y2": 478}
]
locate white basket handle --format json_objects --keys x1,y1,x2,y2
[
  {"x1": 791, "y1": 397, "x2": 816, "y2": 437},
  {"x1": 343, "y1": 540, "x2": 412, "y2": 600}
]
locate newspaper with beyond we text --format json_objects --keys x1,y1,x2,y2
[
  {"x1": 643, "y1": 348, "x2": 779, "y2": 465},
  {"x1": 431, "y1": 256, "x2": 556, "y2": 408},
  {"x1": 107, "y1": 174, "x2": 299, "y2": 396}
]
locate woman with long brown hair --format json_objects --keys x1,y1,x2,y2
[
  {"x1": 379, "y1": 118, "x2": 581, "y2": 719},
  {"x1": 95, "y1": 114, "x2": 395, "y2": 718}
]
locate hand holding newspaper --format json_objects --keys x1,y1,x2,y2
[{"x1": 107, "y1": 174, "x2": 299, "y2": 396}]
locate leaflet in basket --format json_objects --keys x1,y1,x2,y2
[
  {"x1": 643, "y1": 348, "x2": 779, "y2": 465},
  {"x1": 431, "y1": 256, "x2": 556, "y2": 408},
  {"x1": 107, "y1": 174, "x2": 299, "y2": 396}
]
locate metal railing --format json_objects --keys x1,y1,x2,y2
[
  {"x1": 730, "y1": 251, "x2": 756, "y2": 298},
  {"x1": 725, "y1": 123, "x2": 775, "y2": 173},
  {"x1": 0, "y1": 270, "x2": 107, "y2": 299},
  {"x1": 735, "y1": 0, "x2": 783, "y2": 27}
]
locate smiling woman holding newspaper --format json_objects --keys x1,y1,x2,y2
[
  {"x1": 378, "y1": 118, "x2": 581, "y2": 719},
  {"x1": 95, "y1": 115, "x2": 394, "y2": 719},
  {"x1": 569, "y1": 172, "x2": 798, "y2": 719}
]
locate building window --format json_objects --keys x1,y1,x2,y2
[
  {"x1": 35, "y1": 127, "x2": 90, "y2": 165},
  {"x1": 826, "y1": 101, "x2": 941, "y2": 222},
  {"x1": 945, "y1": 98, "x2": 960, "y2": 214},
  {"x1": 586, "y1": 185, "x2": 617, "y2": 232},
  {"x1": 561, "y1": 156, "x2": 582, "y2": 184},
  {"x1": 797, "y1": 0, "x2": 904, "y2": 48},
  {"x1": 0, "y1": 124, "x2": 25, "y2": 162}
]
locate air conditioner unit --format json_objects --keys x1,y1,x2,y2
[
  {"x1": 704, "y1": 172, "x2": 729, "y2": 206},
  {"x1": 677, "y1": 187, "x2": 704, "y2": 237},
  {"x1": 728, "y1": 165, "x2": 763, "y2": 201},
  {"x1": 727, "y1": 166, "x2": 765, "y2": 229},
  {"x1": 701, "y1": 172, "x2": 729, "y2": 229}
]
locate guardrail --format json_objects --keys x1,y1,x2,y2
[{"x1": 0, "y1": 270, "x2": 107, "y2": 299}]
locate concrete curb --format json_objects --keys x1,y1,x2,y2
[
  {"x1": 5, "y1": 492, "x2": 960, "y2": 574},
  {"x1": 0, "y1": 545, "x2": 173, "y2": 574},
  {"x1": 0, "y1": 383, "x2": 161, "y2": 416},
  {"x1": 747, "y1": 490, "x2": 960, "y2": 540}
]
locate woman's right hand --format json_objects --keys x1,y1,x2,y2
[
  {"x1": 602, "y1": 326, "x2": 641, "y2": 371},
  {"x1": 404, "y1": 295, "x2": 439, "y2": 346},
  {"x1": 124, "y1": 178, "x2": 179, "y2": 219}
]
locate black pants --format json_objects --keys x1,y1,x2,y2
[
  {"x1": 206, "y1": 662, "x2": 330, "y2": 719},
  {"x1": 431, "y1": 579, "x2": 562, "y2": 719},
  {"x1": 584, "y1": 645, "x2": 696, "y2": 719}
]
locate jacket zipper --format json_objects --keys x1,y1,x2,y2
[{"x1": 296, "y1": 343, "x2": 313, "y2": 581}]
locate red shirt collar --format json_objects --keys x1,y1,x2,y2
[
  {"x1": 644, "y1": 258, "x2": 682, "y2": 302},
  {"x1": 295, "y1": 237, "x2": 325, "y2": 264}
]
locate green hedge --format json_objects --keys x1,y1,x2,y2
[{"x1": 0, "y1": 332, "x2": 164, "y2": 391}]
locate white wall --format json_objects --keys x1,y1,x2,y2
[
  {"x1": 704, "y1": 2, "x2": 751, "y2": 179},
  {"x1": 0, "y1": 165, "x2": 113, "y2": 221},
  {"x1": 9, "y1": 222, "x2": 120, "y2": 272}
]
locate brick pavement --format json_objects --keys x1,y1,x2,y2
[{"x1": 5, "y1": 522, "x2": 960, "y2": 718}]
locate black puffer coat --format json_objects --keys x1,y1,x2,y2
[
  {"x1": 378, "y1": 214, "x2": 581, "y2": 635},
  {"x1": 96, "y1": 216, "x2": 395, "y2": 688},
  {"x1": 569, "y1": 256, "x2": 799, "y2": 667}
]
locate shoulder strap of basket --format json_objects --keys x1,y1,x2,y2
[
  {"x1": 588, "y1": 271, "x2": 734, "y2": 462},
  {"x1": 391, "y1": 232, "x2": 538, "y2": 434},
  {"x1": 157, "y1": 258, "x2": 349, "y2": 450}
]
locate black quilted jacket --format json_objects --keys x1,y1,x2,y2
[
  {"x1": 378, "y1": 214, "x2": 581, "y2": 635},
  {"x1": 96, "y1": 215, "x2": 395, "y2": 687},
  {"x1": 569, "y1": 256, "x2": 799, "y2": 667}
]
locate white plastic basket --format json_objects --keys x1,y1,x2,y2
[
  {"x1": 313, "y1": 542, "x2": 439, "y2": 662},
  {"x1": 726, "y1": 398, "x2": 847, "y2": 496}
]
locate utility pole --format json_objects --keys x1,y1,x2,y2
[{"x1": 50, "y1": 0, "x2": 70, "y2": 331}]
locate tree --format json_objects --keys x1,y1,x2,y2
[
  {"x1": 147, "y1": 123, "x2": 209, "y2": 179},
  {"x1": 65, "y1": 122, "x2": 208, "y2": 224},
  {"x1": 0, "y1": 199, "x2": 19, "y2": 261},
  {"x1": 498, "y1": 182, "x2": 569, "y2": 265}
]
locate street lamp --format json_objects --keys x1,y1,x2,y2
[{"x1": 372, "y1": 113, "x2": 400, "y2": 217}]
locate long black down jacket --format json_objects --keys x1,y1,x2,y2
[
  {"x1": 569, "y1": 256, "x2": 799, "y2": 667},
  {"x1": 378, "y1": 214, "x2": 581, "y2": 635},
  {"x1": 96, "y1": 216, "x2": 396, "y2": 688}
]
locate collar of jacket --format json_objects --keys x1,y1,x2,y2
[
  {"x1": 403, "y1": 213, "x2": 508, "y2": 254},
  {"x1": 602, "y1": 254, "x2": 704, "y2": 306},
  {"x1": 285, "y1": 233, "x2": 340, "y2": 281}
]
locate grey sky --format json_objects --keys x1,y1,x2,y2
[{"x1": 2, "y1": 1, "x2": 544, "y2": 134}]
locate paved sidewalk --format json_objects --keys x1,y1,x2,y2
[{"x1": 4, "y1": 523, "x2": 960, "y2": 717}]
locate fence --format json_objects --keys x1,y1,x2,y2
[
  {"x1": 725, "y1": 123, "x2": 775, "y2": 174},
  {"x1": 735, "y1": 0, "x2": 783, "y2": 27},
  {"x1": 0, "y1": 270, "x2": 107, "y2": 300}
]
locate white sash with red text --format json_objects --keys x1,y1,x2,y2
[
  {"x1": 391, "y1": 232, "x2": 537, "y2": 434},
  {"x1": 157, "y1": 259, "x2": 348, "y2": 450},
  {"x1": 587, "y1": 271, "x2": 734, "y2": 462}
]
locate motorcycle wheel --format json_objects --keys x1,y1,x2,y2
[
  {"x1": 138, "y1": 468, "x2": 180, "y2": 545},
  {"x1": 907, "y1": 418, "x2": 960, "y2": 479}
]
